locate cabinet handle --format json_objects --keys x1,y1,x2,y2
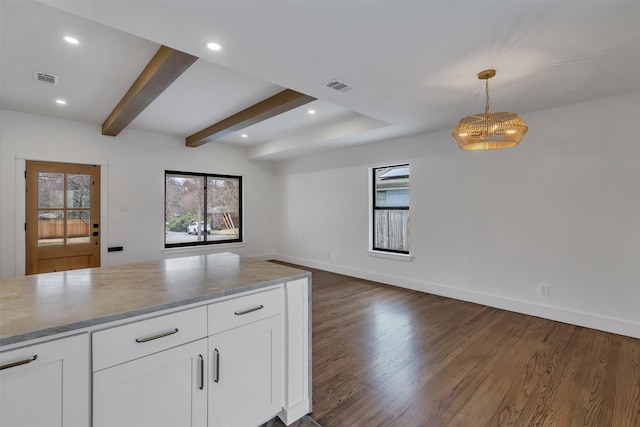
[
  {"x1": 134, "y1": 328, "x2": 179, "y2": 343},
  {"x1": 0, "y1": 355, "x2": 38, "y2": 371},
  {"x1": 214, "y1": 349, "x2": 220, "y2": 383},
  {"x1": 199, "y1": 354, "x2": 205, "y2": 391},
  {"x1": 234, "y1": 305, "x2": 264, "y2": 316}
]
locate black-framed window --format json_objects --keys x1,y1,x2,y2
[
  {"x1": 372, "y1": 164, "x2": 409, "y2": 254},
  {"x1": 165, "y1": 170, "x2": 242, "y2": 248}
]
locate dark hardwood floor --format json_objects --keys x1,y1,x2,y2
[{"x1": 274, "y1": 262, "x2": 640, "y2": 427}]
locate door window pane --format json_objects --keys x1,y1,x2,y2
[
  {"x1": 67, "y1": 210, "x2": 91, "y2": 244},
  {"x1": 38, "y1": 172, "x2": 64, "y2": 209},
  {"x1": 38, "y1": 210, "x2": 64, "y2": 246},
  {"x1": 67, "y1": 174, "x2": 91, "y2": 208}
]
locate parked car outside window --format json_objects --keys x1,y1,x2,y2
[{"x1": 187, "y1": 221, "x2": 211, "y2": 235}]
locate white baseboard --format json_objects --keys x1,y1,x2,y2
[
  {"x1": 273, "y1": 254, "x2": 640, "y2": 340},
  {"x1": 250, "y1": 253, "x2": 278, "y2": 261}
]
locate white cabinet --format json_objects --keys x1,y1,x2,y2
[
  {"x1": 208, "y1": 287, "x2": 285, "y2": 427},
  {"x1": 0, "y1": 334, "x2": 89, "y2": 427},
  {"x1": 93, "y1": 338, "x2": 208, "y2": 427},
  {"x1": 1, "y1": 277, "x2": 309, "y2": 427},
  {"x1": 209, "y1": 316, "x2": 284, "y2": 427},
  {"x1": 92, "y1": 307, "x2": 208, "y2": 427},
  {"x1": 90, "y1": 291, "x2": 286, "y2": 427}
]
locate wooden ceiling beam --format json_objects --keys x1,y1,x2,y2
[
  {"x1": 186, "y1": 89, "x2": 316, "y2": 147},
  {"x1": 102, "y1": 45, "x2": 198, "y2": 136}
]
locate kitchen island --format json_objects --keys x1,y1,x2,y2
[{"x1": 0, "y1": 253, "x2": 311, "y2": 427}]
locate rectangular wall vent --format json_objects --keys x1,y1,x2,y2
[
  {"x1": 324, "y1": 79, "x2": 355, "y2": 93},
  {"x1": 33, "y1": 71, "x2": 58, "y2": 85}
]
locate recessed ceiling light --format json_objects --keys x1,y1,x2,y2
[
  {"x1": 64, "y1": 36, "x2": 79, "y2": 45},
  {"x1": 207, "y1": 42, "x2": 222, "y2": 51},
  {"x1": 56, "y1": 99, "x2": 67, "y2": 105},
  {"x1": 307, "y1": 109, "x2": 316, "y2": 115},
  {"x1": 241, "y1": 134, "x2": 248, "y2": 138}
]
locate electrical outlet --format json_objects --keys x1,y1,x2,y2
[{"x1": 538, "y1": 284, "x2": 550, "y2": 297}]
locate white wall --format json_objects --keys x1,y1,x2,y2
[
  {"x1": 2, "y1": 93, "x2": 638, "y2": 338},
  {"x1": 273, "y1": 91, "x2": 640, "y2": 339},
  {"x1": 0, "y1": 110, "x2": 277, "y2": 278}
]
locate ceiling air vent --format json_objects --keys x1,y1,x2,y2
[
  {"x1": 33, "y1": 71, "x2": 59, "y2": 85},
  {"x1": 324, "y1": 79, "x2": 356, "y2": 93}
]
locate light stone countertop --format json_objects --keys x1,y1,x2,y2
[{"x1": 0, "y1": 253, "x2": 310, "y2": 347}]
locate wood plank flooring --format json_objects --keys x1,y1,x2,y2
[{"x1": 275, "y1": 262, "x2": 640, "y2": 427}]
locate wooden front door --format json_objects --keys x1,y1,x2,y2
[{"x1": 26, "y1": 161, "x2": 100, "y2": 275}]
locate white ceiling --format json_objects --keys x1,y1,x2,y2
[{"x1": 2, "y1": 0, "x2": 640, "y2": 160}]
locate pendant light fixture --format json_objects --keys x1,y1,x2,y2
[{"x1": 452, "y1": 69, "x2": 528, "y2": 150}]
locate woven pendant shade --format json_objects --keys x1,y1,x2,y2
[
  {"x1": 452, "y1": 69, "x2": 528, "y2": 150},
  {"x1": 452, "y1": 111, "x2": 528, "y2": 150}
]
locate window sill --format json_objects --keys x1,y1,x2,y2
[
  {"x1": 367, "y1": 250, "x2": 412, "y2": 262},
  {"x1": 162, "y1": 242, "x2": 247, "y2": 255}
]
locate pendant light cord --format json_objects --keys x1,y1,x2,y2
[{"x1": 485, "y1": 78, "x2": 490, "y2": 114}]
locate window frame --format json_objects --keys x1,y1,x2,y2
[
  {"x1": 370, "y1": 163, "x2": 410, "y2": 255},
  {"x1": 164, "y1": 170, "x2": 243, "y2": 249}
]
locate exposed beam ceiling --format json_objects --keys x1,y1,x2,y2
[
  {"x1": 186, "y1": 89, "x2": 316, "y2": 148},
  {"x1": 102, "y1": 45, "x2": 198, "y2": 136},
  {"x1": 4, "y1": 1, "x2": 640, "y2": 160}
]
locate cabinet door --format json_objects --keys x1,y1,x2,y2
[
  {"x1": 93, "y1": 338, "x2": 207, "y2": 427},
  {"x1": 0, "y1": 334, "x2": 89, "y2": 427},
  {"x1": 209, "y1": 315, "x2": 284, "y2": 427}
]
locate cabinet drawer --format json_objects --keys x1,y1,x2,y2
[
  {"x1": 208, "y1": 287, "x2": 284, "y2": 335},
  {"x1": 93, "y1": 307, "x2": 207, "y2": 371}
]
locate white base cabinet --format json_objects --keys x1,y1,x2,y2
[
  {"x1": 2, "y1": 278, "x2": 309, "y2": 427},
  {"x1": 92, "y1": 286, "x2": 289, "y2": 427},
  {"x1": 208, "y1": 315, "x2": 284, "y2": 427},
  {"x1": 93, "y1": 338, "x2": 208, "y2": 427},
  {"x1": 0, "y1": 334, "x2": 89, "y2": 427}
]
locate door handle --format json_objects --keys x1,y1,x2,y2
[
  {"x1": 199, "y1": 354, "x2": 205, "y2": 390},
  {"x1": 213, "y1": 349, "x2": 220, "y2": 383}
]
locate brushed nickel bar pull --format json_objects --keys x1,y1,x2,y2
[
  {"x1": 135, "y1": 328, "x2": 179, "y2": 343},
  {"x1": 214, "y1": 349, "x2": 220, "y2": 383},
  {"x1": 199, "y1": 354, "x2": 204, "y2": 391},
  {"x1": 234, "y1": 305, "x2": 264, "y2": 316},
  {"x1": 0, "y1": 355, "x2": 38, "y2": 371}
]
